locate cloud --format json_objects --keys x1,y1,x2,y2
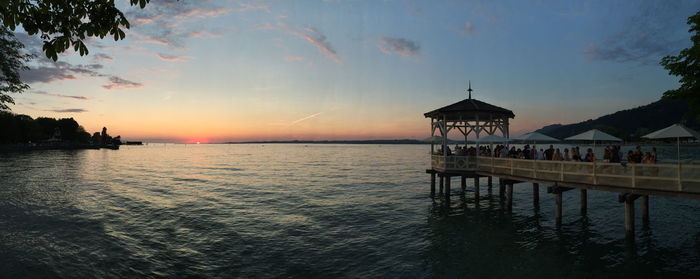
[
  {"x1": 459, "y1": 22, "x2": 475, "y2": 35},
  {"x1": 287, "y1": 26, "x2": 341, "y2": 63},
  {"x1": 92, "y1": 53, "x2": 114, "y2": 62},
  {"x1": 21, "y1": 62, "x2": 105, "y2": 83},
  {"x1": 379, "y1": 37, "x2": 420, "y2": 57},
  {"x1": 32, "y1": 90, "x2": 89, "y2": 100},
  {"x1": 49, "y1": 108, "x2": 88, "y2": 113},
  {"x1": 157, "y1": 53, "x2": 192, "y2": 62},
  {"x1": 186, "y1": 30, "x2": 223, "y2": 38},
  {"x1": 103, "y1": 77, "x2": 144, "y2": 90},
  {"x1": 235, "y1": 2, "x2": 270, "y2": 13},
  {"x1": 126, "y1": 0, "x2": 231, "y2": 48},
  {"x1": 583, "y1": 1, "x2": 699, "y2": 65}
]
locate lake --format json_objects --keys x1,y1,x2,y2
[{"x1": 1, "y1": 144, "x2": 699, "y2": 278}]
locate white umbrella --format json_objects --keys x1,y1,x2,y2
[
  {"x1": 565, "y1": 129, "x2": 622, "y2": 160},
  {"x1": 643, "y1": 124, "x2": 700, "y2": 163},
  {"x1": 513, "y1": 132, "x2": 560, "y2": 142}
]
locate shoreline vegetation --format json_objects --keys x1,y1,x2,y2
[{"x1": 0, "y1": 111, "x2": 122, "y2": 152}]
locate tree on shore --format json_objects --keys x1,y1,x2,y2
[
  {"x1": 1, "y1": 0, "x2": 152, "y2": 60},
  {"x1": 0, "y1": 26, "x2": 32, "y2": 111},
  {"x1": 661, "y1": 10, "x2": 700, "y2": 117}
]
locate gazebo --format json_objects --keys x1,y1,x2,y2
[{"x1": 424, "y1": 84, "x2": 515, "y2": 172}]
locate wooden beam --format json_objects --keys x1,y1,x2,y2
[
  {"x1": 439, "y1": 175, "x2": 444, "y2": 195},
  {"x1": 474, "y1": 177, "x2": 480, "y2": 198},
  {"x1": 461, "y1": 176, "x2": 467, "y2": 190},
  {"x1": 533, "y1": 183, "x2": 540, "y2": 208},
  {"x1": 642, "y1": 195, "x2": 649, "y2": 225},
  {"x1": 624, "y1": 198, "x2": 635, "y2": 239},
  {"x1": 555, "y1": 191, "x2": 563, "y2": 226},
  {"x1": 506, "y1": 183, "x2": 513, "y2": 212},
  {"x1": 580, "y1": 189, "x2": 587, "y2": 213},
  {"x1": 430, "y1": 173, "x2": 436, "y2": 196}
]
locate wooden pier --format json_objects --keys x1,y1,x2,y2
[
  {"x1": 427, "y1": 156, "x2": 700, "y2": 239},
  {"x1": 423, "y1": 85, "x2": 699, "y2": 240}
]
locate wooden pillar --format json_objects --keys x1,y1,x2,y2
[
  {"x1": 499, "y1": 179, "x2": 505, "y2": 198},
  {"x1": 580, "y1": 189, "x2": 587, "y2": 213},
  {"x1": 641, "y1": 195, "x2": 649, "y2": 225},
  {"x1": 474, "y1": 177, "x2": 480, "y2": 197},
  {"x1": 461, "y1": 176, "x2": 467, "y2": 191},
  {"x1": 624, "y1": 198, "x2": 635, "y2": 239},
  {"x1": 488, "y1": 176, "x2": 492, "y2": 187},
  {"x1": 506, "y1": 183, "x2": 513, "y2": 211},
  {"x1": 555, "y1": 191, "x2": 562, "y2": 226},
  {"x1": 439, "y1": 175, "x2": 444, "y2": 194},
  {"x1": 532, "y1": 183, "x2": 539, "y2": 207},
  {"x1": 445, "y1": 176, "x2": 451, "y2": 201},
  {"x1": 430, "y1": 173, "x2": 436, "y2": 196}
]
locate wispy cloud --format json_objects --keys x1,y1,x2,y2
[
  {"x1": 126, "y1": 0, "x2": 231, "y2": 48},
  {"x1": 49, "y1": 108, "x2": 88, "y2": 113},
  {"x1": 103, "y1": 77, "x2": 144, "y2": 90},
  {"x1": 235, "y1": 2, "x2": 270, "y2": 13},
  {"x1": 379, "y1": 37, "x2": 420, "y2": 57},
  {"x1": 284, "y1": 55, "x2": 304, "y2": 62},
  {"x1": 157, "y1": 53, "x2": 193, "y2": 62},
  {"x1": 582, "y1": 1, "x2": 697, "y2": 65},
  {"x1": 92, "y1": 53, "x2": 114, "y2": 62},
  {"x1": 33, "y1": 90, "x2": 89, "y2": 100},
  {"x1": 288, "y1": 112, "x2": 322, "y2": 126},
  {"x1": 287, "y1": 26, "x2": 341, "y2": 63}
]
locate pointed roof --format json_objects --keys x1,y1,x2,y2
[
  {"x1": 424, "y1": 98, "x2": 515, "y2": 119},
  {"x1": 564, "y1": 129, "x2": 622, "y2": 142},
  {"x1": 643, "y1": 124, "x2": 700, "y2": 139}
]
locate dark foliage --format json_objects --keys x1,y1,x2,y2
[
  {"x1": 661, "y1": 10, "x2": 700, "y2": 116},
  {"x1": 0, "y1": 0, "x2": 151, "y2": 60},
  {"x1": 0, "y1": 26, "x2": 32, "y2": 110},
  {"x1": 0, "y1": 111, "x2": 91, "y2": 143}
]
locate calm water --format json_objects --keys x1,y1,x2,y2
[{"x1": 1, "y1": 144, "x2": 700, "y2": 278}]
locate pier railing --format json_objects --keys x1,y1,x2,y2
[{"x1": 431, "y1": 155, "x2": 700, "y2": 194}]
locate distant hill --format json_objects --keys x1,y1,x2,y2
[{"x1": 534, "y1": 98, "x2": 698, "y2": 141}]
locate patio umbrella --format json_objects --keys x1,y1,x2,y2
[
  {"x1": 475, "y1": 134, "x2": 511, "y2": 143},
  {"x1": 421, "y1": 135, "x2": 445, "y2": 144},
  {"x1": 643, "y1": 124, "x2": 700, "y2": 163},
  {"x1": 565, "y1": 129, "x2": 622, "y2": 159}
]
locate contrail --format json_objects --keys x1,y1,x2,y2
[{"x1": 288, "y1": 112, "x2": 322, "y2": 126}]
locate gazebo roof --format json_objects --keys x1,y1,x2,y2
[{"x1": 424, "y1": 98, "x2": 515, "y2": 120}]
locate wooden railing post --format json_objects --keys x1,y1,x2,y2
[
  {"x1": 593, "y1": 161, "x2": 597, "y2": 185},
  {"x1": 560, "y1": 162, "x2": 564, "y2": 181},
  {"x1": 631, "y1": 164, "x2": 636, "y2": 188},
  {"x1": 510, "y1": 158, "x2": 514, "y2": 175}
]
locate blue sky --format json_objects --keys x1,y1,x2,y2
[{"x1": 10, "y1": 0, "x2": 700, "y2": 142}]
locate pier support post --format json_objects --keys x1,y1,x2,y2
[
  {"x1": 499, "y1": 179, "x2": 505, "y2": 198},
  {"x1": 439, "y1": 175, "x2": 444, "y2": 195},
  {"x1": 580, "y1": 189, "x2": 587, "y2": 214},
  {"x1": 532, "y1": 183, "x2": 539, "y2": 208},
  {"x1": 555, "y1": 191, "x2": 562, "y2": 226},
  {"x1": 430, "y1": 173, "x2": 436, "y2": 196},
  {"x1": 461, "y1": 176, "x2": 467, "y2": 191},
  {"x1": 619, "y1": 194, "x2": 640, "y2": 240},
  {"x1": 641, "y1": 195, "x2": 649, "y2": 225},
  {"x1": 474, "y1": 177, "x2": 480, "y2": 198},
  {"x1": 506, "y1": 183, "x2": 513, "y2": 212},
  {"x1": 488, "y1": 176, "x2": 492, "y2": 187},
  {"x1": 548, "y1": 185, "x2": 573, "y2": 227},
  {"x1": 445, "y1": 176, "x2": 451, "y2": 201}
]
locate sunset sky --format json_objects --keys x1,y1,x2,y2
[{"x1": 9, "y1": 0, "x2": 700, "y2": 143}]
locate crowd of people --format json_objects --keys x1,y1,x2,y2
[{"x1": 437, "y1": 144, "x2": 658, "y2": 164}]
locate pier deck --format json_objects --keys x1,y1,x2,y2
[{"x1": 427, "y1": 155, "x2": 700, "y2": 239}]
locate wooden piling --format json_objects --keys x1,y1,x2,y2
[
  {"x1": 506, "y1": 183, "x2": 513, "y2": 211},
  {"x1": 445, "y1": 176, "x2": 451, "y2": 201},
  {"x1": 555, "y1": 191, "x2": 562, "y2": 226},
  {"x1": 488, "y1": 176, "x2": 492, "y2": 187},
  {"x1": 461, "y1": 176, "x2": 467, "y2": 191},
  {"x1": 474, "y1": 177, "x2": 480, "y2": 197},
  {"x1": 624, "y1": 198, "x2": 635, "y2": 239},
  {"x1": 642, "y1": 195, "x2": 649, "y2": 225},
  {"x1": 430, "y1": 173, "x2": 436, "y2": 196},
  {"x1": 580, "y1": 189, "x2": 587, "y2": 213},
  {"x1": 532, "y1": 183, "x2": 539, "y2": 207},
  {"x1": 499, "y1": 179, "x2": 505, "y2": 198},
  {"x1": 439, "y1": 175, "x2": 444, "y2": 195}
]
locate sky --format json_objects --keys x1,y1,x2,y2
[{"x1": 9, "y1": 0, "x2": 700, "y2": 143}]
